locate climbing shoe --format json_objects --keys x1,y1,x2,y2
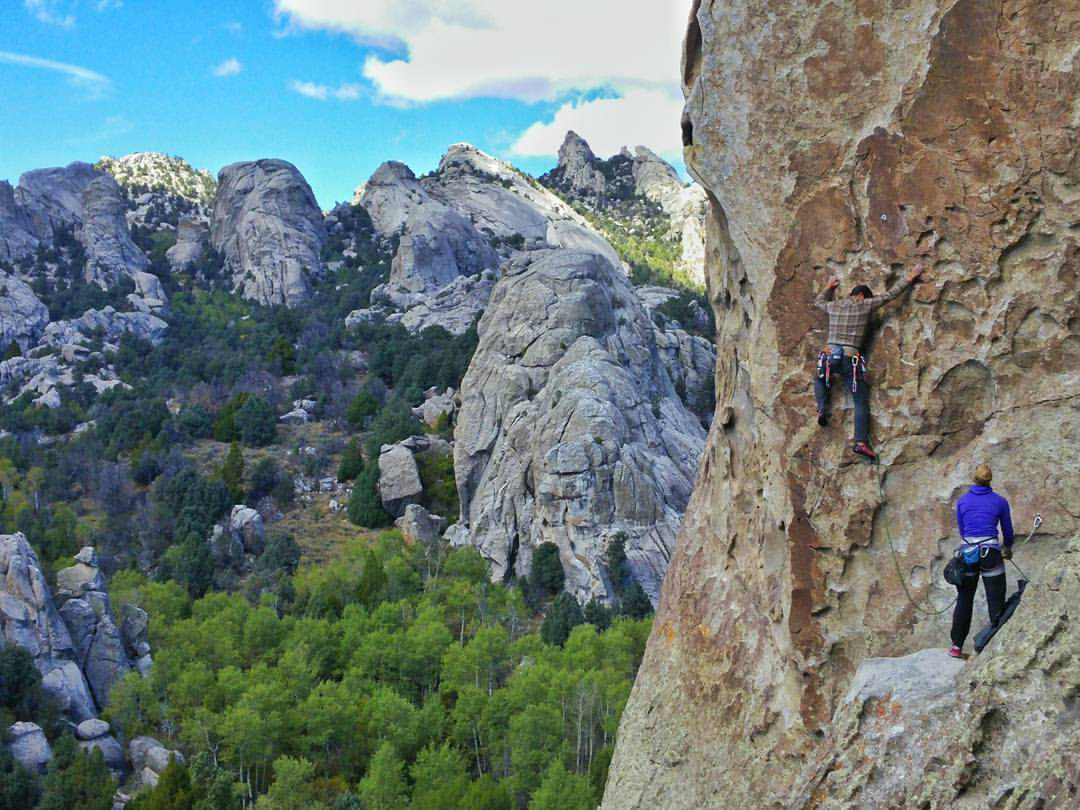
[
  {"x1": 817, "y1": 410, "x2": 829, "y2": 427},
  {"x1": 852, "y1": 441, "x2": 877, "y2": 461},
  {"x1": 948, "y1": 645, "x2": 968, "y2": 660}
]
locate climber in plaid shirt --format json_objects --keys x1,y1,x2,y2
[{"x1": 813, "y1": 263, "x2": 925, "y2": 460}]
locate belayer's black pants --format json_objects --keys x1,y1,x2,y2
[
  {"x1": 950, "y1": 547, "x2": 1007, "y2": 648},
  {"x1": 814, "y1": 351, "x2": 870, "y2": 442}
]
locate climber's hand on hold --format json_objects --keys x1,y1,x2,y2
[
  {"x1": 826, "y1": 277, "x2": 840, "y2": 291},
  {"x1": 1003, "y1": 546, "x2": 1013, "y2": 560},
  {"x1": 907, "y1": 264, "x2": 926, "y2": 284}
]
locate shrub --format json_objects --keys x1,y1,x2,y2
[
  {"x1": 345, "y1": 389, "x2": 379, "y2": 429},
  {"x1": 337, "y1": 438, "x2": 364, "y2": 482},
  {"x1": 347, "y1": 463, "x2": 391, "y2": 528},
  {"x1": 620, "y1": 581, "x2": 653, "y2": 619},
  {"x1": 234, "y1": 395, "x2": 276, "y2": 447},
  {"x1": 211, "y1": 393, "x2": 251, "y2": 443}
]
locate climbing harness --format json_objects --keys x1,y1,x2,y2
[{"x1": 816, "y1": 345, "x2": 865, "y2": 393}]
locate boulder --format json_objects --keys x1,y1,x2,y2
[
  {"x1": 279, "y1": 408, "x2": 308, "y2": 425},
  {"x1": 7, "y1": 722, "x2": 52, "y2": 773},
  {"x1": 395, "y1": 504, "x2": 448, "y2": 548},
  {"x1": 211, "y1": 159, "x2": 327, "y2": 307},
  {"x1": 165, "y1": 216, "x2": 210, "y2": 270},
  {"x1": 55, "y1": 562, "x2": 107, "y2": 599},
  {"x1": 129, "y1": 736, "x2": 183, "y2": 776},
  {"x1": 229, "y1": 505, "x2": 265, "y2": 555},
  {"x1": 79, "y1": 733, "x2": 126, "y2": 773},
  {"x1": 602, "y1": 2, "x2": 1080, "y2": 807},
  {"x1": 0, "y1": 273, "x2": 49, "y2": 354},
  {"x1": 119, "y1": 604, "x2": 149, "y2": 659},
  {"x1": 377, "y1": 443, "x2": 424, "y2": 518},
  {"x1": 454, "y1": 250, "x2": 706, "y2": 604},
  {"x1": 76, "y1": 718, "x2": 111, "y2": 740},
  {"x1": 412, "y1": 387, "x2": 456, "y2": 429}
]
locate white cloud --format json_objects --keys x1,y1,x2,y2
[
  {"x1": 24, "y1": 0, "x2": 75, "y2": 28},
  {"x1": 0, "y1": 49, "x2": 111, "y2": 97},
  {"x1": 289, "y1": 80, "x2": 364, "y2": 101},
  {"x1": 511, "y1": 89, "x2": 684, "y2": 158},
  {"x1": 95, "y1": 0, "x2": 122, "y2": 11},
  {"x1": 212, "y1": 57, "x2": 243, "y2": 77},
  {"x1": 273, "y1": 1, "x2": 690, "y2": 153}
]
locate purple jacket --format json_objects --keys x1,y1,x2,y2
[{"x1": 956, "y1": 486, "x2": 1014, "y2": 547}]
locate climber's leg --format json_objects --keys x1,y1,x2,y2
[
  {"x1": 950, "y1": 567, "x2": 979, "y2": 649},
  {"x1": 851, "y1": 362, "x2": 870, "y2": 444},
  {"x1": 981, "y1": 548, "x2": 1007, "y2": 626}
]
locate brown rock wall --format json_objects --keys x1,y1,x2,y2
[{"x1": 604, "y1": 1, "x2": 1079, "y2": 807}]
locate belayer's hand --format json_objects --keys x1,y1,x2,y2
[{"x1": 1003, "y1": 547, "x2": 1013, "y2": 560}]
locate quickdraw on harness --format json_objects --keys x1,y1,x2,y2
[{"x1": 816, "y1": 346, "x2": 866, "y2": 392}]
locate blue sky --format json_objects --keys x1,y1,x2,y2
[{"x1": 0, "y1": 1, "x2": 689, "y2": 208}]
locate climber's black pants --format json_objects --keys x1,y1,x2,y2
[
  {"x1": 814, "y1": 351, "x2": 870, "y2": 442},
  {"x1": 950, "y1": 547, "x2": 1007, "y2": 648}
]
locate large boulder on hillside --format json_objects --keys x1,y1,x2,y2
[
  {"x1": 602, "y1": 3, "x2": 1080, "y2": 808},
  {"x1": 7, "y1": 722, "x2": 52, "y2": 773},
  {"x1": 15, "y1": 162, "x2": 100, "y2": 239},
  {"x1": 229, "y1": 505, "x2": 265, "y2": 555},
  {"x1": 454, "y1": 249, "x2": 706, "y2": 605},
  {"x1": 0, "y1": 533, "x2": 97, "y2": 721},
  {"x1": 377, "y1": 443, "x2": 424, "y2": 518},
  {"x1": 211, "y1": 159, "x2": 327, "y2": 307},
  {"x1": 0, "y1": 273, "x2": 49, "y2": 353}
]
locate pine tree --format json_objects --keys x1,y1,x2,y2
[{"x1": 219, "y1": 442, "x2": 245, "y2": 503}]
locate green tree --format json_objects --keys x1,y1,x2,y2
[
  {"x1": 0, "y1": 642, "x2": 42, "y2": 717},
  {"x1": 219, "y1": 442, "x2": 245, "y2": 504},
  {"x1": 583, "y1": 598, "x2": 613, "y2": 631},
  {"x1": 620, "y1": 582, "x2": 653, "y2": 619},
  {"x1": 256, "y1": 756, "x2": 325, "y2": 810},
  {"x1": 347, "y1": 464, "x2": 391, "y2": 528},
  {"x1": 0, "y1": 746, "x2": 39, "y2": 809},
  {"x1": 268, "y1": 337, "x2": 297, "y2": 376},
  {"x1": 541, "y1": 593, "x2": 585, "y2": 647},
  {"x1": 604, "y1": 534, "x2": 627, "y2": 598},
  {"x1": 129, "y1": 756, "x2": 192, "y2": 810},
  {"x1": 337, "y1": 438, "x2": 364, "y2": 482},
  {"x1": 410, "y1": 744, "x2": 469, "y2": 810},
  {"x1": 357, "y1": 742, "x2": 408, "y2": 810},
  {"x1": 38, "y1": 735, "x2": 115, "y2": 810},
  {"x1": 530, "y1": 543, "x2": 565, "y2": 597},
  {"x1": 235, "y1": 396, "x2": 277, "y2": 447},
  {"x1": 212, "y1": 393, "x2": 251, "y2": 443},
  {"x1": 529, "y1": 760, "x2": 596, "y2": 810},
  {"x1": 345, "y1": 389, "x2": 379, "y2": 429}
]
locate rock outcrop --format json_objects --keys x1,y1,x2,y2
[
  {"x1": 0, "y1": 273, "x2": 49, "y2": 352},
  {"x1": 211, "y1": 159, "x2": 326, "y2": 306},
  {"x1": 7, "y1": 722, "x2": 52, "y2": 773},
  {"x1": 453, "y1": 250, "x2": 707, "y2": 604},
  {"x1": 165, "y1": 216, "x2": 210, "y2": 270},
  {"x1": 54, "y1": 547, "x2": 138, "y2": 710},
  {"x1": 0, "y1": 181, "x2": 38, "y2": 263},
  {"x1": 603, "y1": 2, "x2": 1080, "y2": 808},
  {"x1": 0, "y1": 534, "x2": 97, "y2": 721},
  {"x1": 378, "y1": 443, "x2": 424, "y2": 518},
  {"x1": 360, "y1": 161, "x2": 499, "y2": 305}
]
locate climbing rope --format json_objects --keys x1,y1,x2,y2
[{"x1": 877, "y1": 467, "x2": 959, "y2": 616}]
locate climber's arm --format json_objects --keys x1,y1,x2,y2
[
  {"x1": 815, "y1": 277, "x2": 840, "y2": 311},
  {"x1": 868, "y1": 264, "x2": 926, "y2": 310}
]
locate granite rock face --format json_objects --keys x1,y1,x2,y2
[
  {"x1": 0, "y1": 534, "x2": 97, "y2": 721},
  {"x1": 453, "y1": 250, "x2": 706, "y2": 605},
  {"x1": 7, "y1": 722, "x2": 52, "y2": 773},
  {"x1": 378, "y1": 443, "x2": 424, "y2": 518},
  {"x1": 603, "y1": 2, "x2": 1080, "y2": 808},
  {"x1": 165, "y1": 216, "x2": 210, "y2": 270},
  {"x1": 0, "y1": 181, "x2": 39, "y2": 263},
  {"x1": 211, "y1": 159, "x2": 327, "y2": 306},
  {"x1": 0, "y1": 273, "x2": 49, "y2": 352},
  {"x1": 78, "y1": 174, "x2": 151, "y2": 286}
]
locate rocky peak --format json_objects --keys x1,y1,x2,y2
[
  {"x1": 211, "y1": 158, "x2": 327, "y2": 307},
  {"x1": 96, "y1": 152, "x2": 217, "y2": 207},
  {"x1": 603, "y1": 2, "x2": 1079, "y2": 807},
  {"x1": 15, "y1": 162, "x2": 101, "y2": 240},
  {"x1": 550, "y1": 130, "x2": 609, "y2": 200}
]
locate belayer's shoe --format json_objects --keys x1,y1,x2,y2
[
  {"x1": 852, "y1": 441, "x2": 877, "y2": 461},
  {"x1": 817, "y1": 410, "x2": 829, "y2": 427},
  {"x1": 948, "y1": 645, "x2": 968, "y2": 660}
]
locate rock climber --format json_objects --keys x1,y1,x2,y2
[
  {"x1": 813, "y1": 263, "x2": 925, "y2": 460},
  {"x1": 949, "y1": 463, "x2": 1014, "y2": 659}
]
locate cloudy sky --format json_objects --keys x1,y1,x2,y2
[{"x1": 0, "y1": 0, "x2": 691, "y2": 207}]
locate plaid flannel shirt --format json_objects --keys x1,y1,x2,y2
[{"x1": 815, "y1": 279, "x2": 910, "y2": 349}]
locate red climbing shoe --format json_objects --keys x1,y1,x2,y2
[
  {"x1": 852, "y1": 441, "x2": 877, "y2": 461},
  {"x1": 948, "y1": 645, "x2": 967, "y2": 660}
]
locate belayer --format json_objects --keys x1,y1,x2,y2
[
  {"x1": 813, "y1": 263, "x2": 926, "y2": 460},
  {"x1": 948, "y1": 463, "x2": 1014, "y2": 659}
]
